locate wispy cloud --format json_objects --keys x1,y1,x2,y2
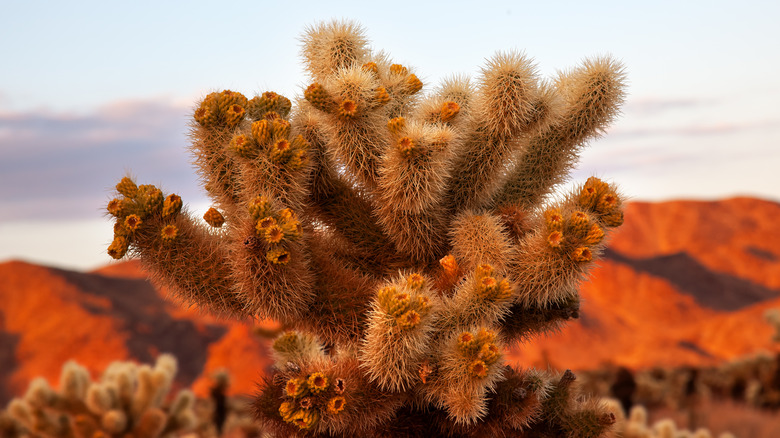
[
  {"x1": 606, "y1": 119, "x2": 780, "y2": 140},
  {"x1": 0, "y1": 99, "x2": 205, "y2": 222},
  {"x1": 624, "y1": 97, "x2": 717, "y2": 116}
]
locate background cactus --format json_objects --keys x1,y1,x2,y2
[
  {"x1": 2, "y1": 355, "x2": 196, "y2": 438},
  {"x1": 105, "y1": 20, "x2": 627, "y2": 436}
]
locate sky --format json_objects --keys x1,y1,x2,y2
[{"x1": 1, "y1": 0, "x2": 779, "y2": 271}]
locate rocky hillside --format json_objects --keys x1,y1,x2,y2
[{"x1": 1, "y1": 197, "x2": 779, "y2": 403}]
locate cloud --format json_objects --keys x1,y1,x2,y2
[
  {"x1": 624, "y1": 97, "x2": 717, "y2": 116},
  {"x1": 606, "y1": 119, "x2": 780, "y2": 140},
  {"x1": 0, "y1": 99, "x2": 206, "y2": 222}
]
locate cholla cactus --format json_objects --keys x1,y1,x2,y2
[
  {"x1": 105, "y1": 20, "x2": 628, "y2": 436},
  {"x1": 765, "y1": 309, "x2": 780, "y2": 343},
  {"x1": 2, "y1": 355, "x2": 196, "y2": 438}
]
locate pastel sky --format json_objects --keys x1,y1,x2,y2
[{"x1": 1, "y1": 0, "x2": 778, "y2": 270}]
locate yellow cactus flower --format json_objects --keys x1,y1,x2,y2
[
  {"x1": 307, "y1": 372, "x2": 329, "y2": 394},
  {"x1": 304, "y1": 83, "x2": 333, "y2": 112},
  {"x1": 107, "y1": 198, "x2": 124, "y2": 217},
  {"x1": 339, "y1": 99, "x2": 358, "y2": 118},
  {"x1": 572, "y1": 246, "x2": 592, "y2": 262},
  {"x1": 265, "y1": 225, "x2": 285, "y2": 244},
  {"x1": 161, "y1": 225, "x2": 178, "y2": 242},
  {"x1": 224, "y1": 104, "x2": 245, "y2": 128},
  {"x1": 327, "y1": 396, "x2": 346, "y2": 415},
  {"x1": 266, "y1": 247, "x2": 290, "y2": 265},
  {"x1": 547, "y1": 230, "x2": 564, "y2": 248},
  {"x1": 248, "y1": 195, "x2": 271, "y2": 219},
  {"x1": 406, "y1": 273, "x2": 425, "y2": 290},
  {"x1": 468, "y1": 360, "x2": 488, "y2": 378},
  {"x1": 397, "y1": 309, "x2": 422, "y2": 329},
  {"x1": 285, "y1": 377, "x2": 307, "y2": 398},
  {"x1": 397, "y1": 136, "x2": 415, "y2": 158},
  {"x1": 124, "y1": 214, "x2": 142, "y2": 232}
]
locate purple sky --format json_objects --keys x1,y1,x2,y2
[{"x1": 1, "y1": 1, "x2": 778, "y2": 270}]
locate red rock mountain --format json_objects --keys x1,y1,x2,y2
[{"x1": 1, "y1": 197, "x2": 779, "y2": 404}]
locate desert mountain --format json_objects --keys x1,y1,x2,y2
[{"x1": 1, "y1": 197, "x2": 779, "y2": 404}]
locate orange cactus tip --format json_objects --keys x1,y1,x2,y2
[
  {"x1": 203, "y1": 208, "x2": 225, "y2": 227},
  {"x1": 468, "y1": 360, "x2": 488, "y2": 378},
  {"x1": 375, "y1": 86, "x2": 390, "y2": 105},
  {"x1": 597, "y1": 192, "x2": 619, "y2": 213},
  {"x1": 362, "y1": 62, "x2": 379, "y2": 75},
  {"x1": 285, "y1": 377, "x2": 307, "y2": 398},
  {"x1": 397, "y1": 310, "x2": 422, "y2": 329},
  {"x1": 405, "y1": 74, "x2": 423, "y2": 94},
  {"x1": 162, "y1": 194, "x2": 183, "y2": 218},
  {"x1": 406, "y1": 273, "x2": 425, "y2": 290},
  {"x1": 481, "y1": 276, "x2": 497, "y2": 290},
  {"x1": 116, "y1": 177, "x2": 138, "y2": 198},
  {"x1": 477, "y1": 328, "x2": 496, "y2": 344},
  {"x1": 572, "y1": 246, "x2": 593, "y2": 262},
  {"x1": 478, "y1": 343, "x2": 501, "y2": 364},
  {"x1": 584, "y1": 223, "x2": 605, "y2": 245},
  {"x1": 544, "y1": 208, "x2": 564, "y2": 230},
  {"x1": 251, "y1": 120, "x2": 271, "y2": 144},
  {"x1": 279, "y1": 401, "x2": 295, "y2": 419},
  {"x1": 224, "y1": 104, "x2": 245, "y2": 127},
  {"x1": 307, "y1": 372, "x2": 328, "y2": 393},
  {"x1": 265, "y1": 225, "x2": 285, "y2": 244},
  {"x1": 274, "y1": 138, "x2": 291, "y2": 153},
  {"x1": 387, "y1": 117, "x2": 406, "y2": 134},
  {"x1": 339, "y1": 99, "x2": 358, "y2": 118},
  {"x1": 439, "y1": 254, "x2": 459, "y2": 274},
  {"x1": 334, "y1": 377, "x2": 346, "y2": 394},
  {"x1": 266, "y1": 248, "x2": 290, "y2": 265},
  {"x1": 327, "y1": 396, "x2": 346, "y2": 415},
  {"x1": 124, "y1": 214, "x2": 142, "y2": 232},
  {"x1": 394, "y1": 292, "x2": 410, "y2": 304},
  {"x1": 107, "y1": 236, "x2": 129, "y2": 260},
  {"x1": 397, "y1": 136, "x2": 415, "y2": 157},
  {"x1": 547, "y1": 230, "x2": 564, "y2": 248},
  {"x1": 263, "y1": 91, "x2": 279, "y2": 101},
  {"x1": 230, "y1": 134, "x2": 255, "y2": 157},
  {"x1": 390, "y1": 64, "x2": 408, "y2": 75},
  {"x1": 417, "y1": 295, "x2": 430, "y2": 310},
  {"x1": 457, "y1": 332, "x2": 475, "y2": 351},
  {"x1": 602, "y1": 210, "x2": 624, "y2": 228},
  {"x1": 440, "y1": 101, "x2": 460, "y2": 122},
  {"x1": 107, "y1": 198, "x2": 123, "y2": 217},
  {"x1": 160, "y1": 225, "x2": 178, "y2": 242},
  {"x1": 475, "y1": 263, "x2": 494, "y2": 278},
  {"x1": 585, "y1": 176, "x2": 609, "y2": 190}
]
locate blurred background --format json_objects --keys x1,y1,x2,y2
[{"x1": 1, "y1": 1, "x2": 779, "y2": 436}]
